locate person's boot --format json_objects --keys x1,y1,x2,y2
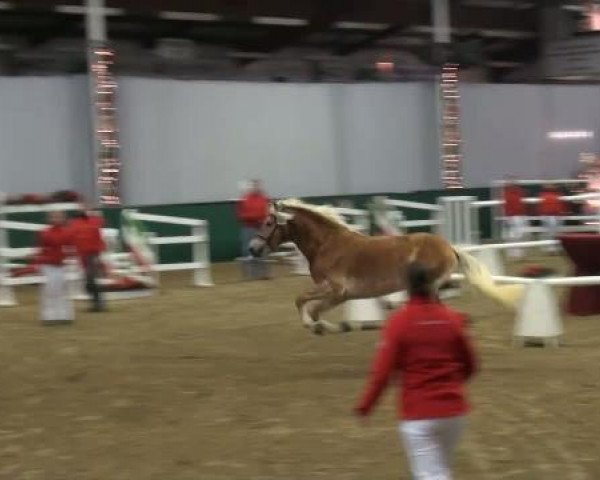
[{"x1": 88, "y1": 297, "x2": 106, "y2": 313}]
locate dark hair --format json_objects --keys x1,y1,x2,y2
[{"x1": 407, "y1": 262, "x2": 432, "y2": 297}]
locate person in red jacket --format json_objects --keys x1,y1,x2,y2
[
  {"x1": 355, "y1": 262, "x2": 478, "y2": 480},
  {"x1": 237, "y1": 180, "x2": 270, "y2": 280},
  {"x1": 502, "y1": 176, "x2": 528, "y2": 259},
  {"x1": 69, "y1": 205, "x2": 106, "y2": 312},
  {"x1": 37, "y1": 210, "x2": 74, "y2": 325},
  {"x1": 538, "y1": 184, "x2": 566, "y2": 252}
]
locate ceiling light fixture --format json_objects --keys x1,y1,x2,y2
[
  {"x1": 55, "y1": 5, "x2": 124, "y2": 15},
  {"x1": 159, "y1": 11, "x2": 221, "y2": 22},
  {"x1": 334, "y1": 21, "x2": 389, "y2": 30},
  {"x1": 547, "y1": 131, "x2": 594, "y2": 140},
  {"x1": 252, "y1": 16, "x2": 308, "y2": 26}
]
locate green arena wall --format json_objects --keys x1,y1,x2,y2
[{"x1": 6, "y1": 188, "x2": 492, "y2": 264}]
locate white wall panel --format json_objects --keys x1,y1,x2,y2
[
  {"x1": 118, "y1": 79, "x2": 339, "y2": 204},
  {"x1": 339, "y1": 83, "x2": 439, "y2": 194},
  {"x1": 0, "y1": 76, "x2": 91, "y2": 197}
]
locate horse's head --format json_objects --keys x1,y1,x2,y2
[{"x1": 248, "y1": 202, "x2": 293, "y2": 257}]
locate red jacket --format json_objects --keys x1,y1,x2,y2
[
  {"x1": 237, "y1": 192, "x2": 269, "y2": 228},
  {"x1": 538, "y1": 190, "x2": 565, "y2": 216},
  {"x1": 69, "y1": 215, "x2": 106, "y2": 257},
  {"x1": 503, "y1": 185, "x2": 526, "y2": 216},
  {"x1": 37, "y1": 225, "x2": 72, "y2": 266},
  {"x1": 355, "y1": 297, "x2": 477, "y2": 420}
]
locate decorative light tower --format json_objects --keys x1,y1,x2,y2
[
  {"x1": 86, "y1": 0, "x2": 122, "y2": 206},
  {"x1": 431, "y1": 0, "x2": 464, "y2": 188},
  {"x1": 439, "y1": 63, "x2": 464, "y2": 189}
]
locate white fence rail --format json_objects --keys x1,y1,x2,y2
[
  {"x1": 487, "y1": 179, "x2": 600, "y2": 240},
  {"x1": 383, "y1": 199, "x2": 442, "y2": 212},
  {"x1": 380, "y1": 196, "x2": 473, "y2": 245},
  {"x1": 374, "y1": 186, "x2": 600, "y2": 248},
  {"x1": 330, "y1": 206, "x2": 371, "y2": 234},
  {"x1": 0, "y1": 201, "x2": 214, "y2": 306},
  {"x1": 0, "y1": 201, "x2": 83, "y2": 306},
  {"x1": 126, "y1": 209, "x2": 213, "y2": 287}
]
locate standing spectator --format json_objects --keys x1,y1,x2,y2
[
  {"x1": 37, "y1": 211, "x2": 74, "y2": 325},
  {"x1": 538, "y1": 184, "x2": 566, "y2": 252},
  {"x1": 502, "y1": 176, "x2": 528, "y2": 258},
  {"x1": 355, "y1": 262, "x2": 478, "y2": 480},
  {"x1": 237, "y1": 179, "x2": 270, "y2": 280},
  {"x1": 69, "y1": 206, "x2": 106, "y2": 312}
]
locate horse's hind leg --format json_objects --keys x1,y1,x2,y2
[{"x1": 433, "y1": 264, "x2": 458, "y2": 300}]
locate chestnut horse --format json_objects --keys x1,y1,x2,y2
[{"x1": 249, "y1": 199, "x2": 521, "y2": 334}]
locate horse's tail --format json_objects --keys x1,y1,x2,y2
[{"x1": 453, "y1": 247, "x2": 523, "y2": 310}]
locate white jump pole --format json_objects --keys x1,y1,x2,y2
[
  {"x1": 146, "y1": 232, "x2": 160, "y2": 286},
  {"x1": 438, "y1": 196, "x2": 475, "y2": 245},
  {"x1": 344, "y1": 299, "x2": 387, "y2": 326},
  {"x1": 514, "y1": 280, "x2": 562, "y2": 347},
  {"x1": 192, "y1": 222, "x2": 213, "y2": 287},
  {"x1": 0, "y1": 195, "x2": 16, "y2": 307}
]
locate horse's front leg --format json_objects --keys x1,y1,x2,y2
[
  {"x1": 306, "y1": 295, "x2": 346, "y2": 334},
  {"x1": 295, "y1": 284, "x2": 333, "y2": 328}
]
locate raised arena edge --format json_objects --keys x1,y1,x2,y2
[{"x1": 5, "y1": 188, "x2": 492, "y2": 264}]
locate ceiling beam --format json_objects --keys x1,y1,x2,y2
[
  {"x1": 239, "y1": 0, "x2": 348, "y2": 55},
  {"x1": 451, "y1": 4, "x2": 538, "y2": 32},
  {"x1": 460, "y1": 0, "x2": 536, "y2": 8},
  {"x1": 488, "y1": 39, "x2": 537, "y2": 62},
  {"x1": 335, "y1": 1, "x2": 430, "y2": 55},
  {"x1": 0, "y1": 11, "x2": 82, "y2": 41},
  {"x1": 105, "y1": 0, "x2": 248, "y2": 17},
  {"x1": 15, "y1": 0, "x2": 80, "y2": 10},
  {"x1": 105, "y1": 0, "x2": 313, "y2": 20}
]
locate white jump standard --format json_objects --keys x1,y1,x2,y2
[
  {"x1": 123, "y1": 210, "x2": 213, "y2": 287},
  {"x1": 379, "y1": 196, "x2": 474, "y2": 245}
]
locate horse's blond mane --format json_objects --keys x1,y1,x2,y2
[{"x1": 277, "y1": 198, "x2": 351, "y2": 230}]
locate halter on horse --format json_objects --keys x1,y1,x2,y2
[{"x1": 250, "y1": 199, "x2": 521, "y2": 334}]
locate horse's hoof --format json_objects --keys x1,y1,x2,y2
[
  {"x1": 339, "y1": 321, "x2": 352, "y2": 333},
  {"x1": 312, "y1": 323, "x2": 325, "y2": 335}
]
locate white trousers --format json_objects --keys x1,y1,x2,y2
[
  {"x1": 40, "y1": 265, "x2": 74, "y2": 323},
  {"x1": 503, "y1": 216, "x2": 528, "y2": 258},
  {"x1": 399, "y1": 416, "x2": 466, "y2": 480}
]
